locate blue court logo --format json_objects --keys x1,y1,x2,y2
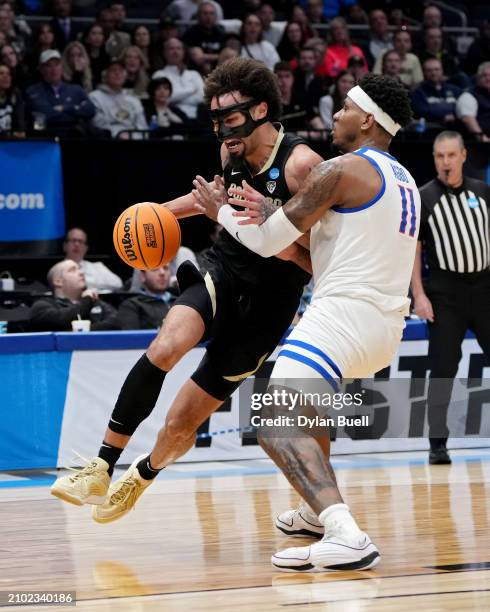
[
  {"x1": 269, "y1": 167, "x2": 280, "y2": 180},
  {"x1": 467, "y1": 196, "x2": 479, "y2": 209}
]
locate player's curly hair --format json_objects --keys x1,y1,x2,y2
[
  {"x1": 358, "y1": 74, "x2": 413, "y2": 130},
  {"x1": 204, "y1": 58, "x2": 282, "y2": 121}
]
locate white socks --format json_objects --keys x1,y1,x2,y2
[{"x1": 318, "y1": 503, "x2": 364, "y2": 542}]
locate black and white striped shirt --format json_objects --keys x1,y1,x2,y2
[{"x1": 419, "y1": 177, "x2": 490, "y2": 273}]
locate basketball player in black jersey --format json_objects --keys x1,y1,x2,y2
[{"x1": 51, "y1": 58, "x2": 323, "y2": 521}]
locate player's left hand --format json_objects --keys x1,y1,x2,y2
[{"x1": 192, "y1": 174, "x2": 227, "y2": 221}]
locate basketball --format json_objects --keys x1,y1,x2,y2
[{"x1": 113, "y1": 202, "x2": 181, "y2": 270}]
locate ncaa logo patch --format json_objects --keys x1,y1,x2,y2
[
  {"x1": 266, "y1": 181, "x2": 276, "y2": 194},
  {"x1": 467, "y1": 196, "x2": 479, "y2": 209},
  {"x1": 269, "y1": 167, "x2": 280, "y2": 180}
]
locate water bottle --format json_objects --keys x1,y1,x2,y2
[
  {"x1": 149, "y1": 115, "x2": 159, "y2": 131},
  {"x1": 415, "y1": 117, "x2": 426, "y2": 134}
]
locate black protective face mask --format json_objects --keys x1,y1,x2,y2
[{"x1": 209, "y1": 99, "x2": 268, "y2": 142}]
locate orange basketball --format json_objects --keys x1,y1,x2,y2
[{"x1": 113, "y1": 202, "x2": 181, "y2": 270}]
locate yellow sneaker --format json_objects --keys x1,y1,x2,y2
[
  {"x1": 50, "y1": 457, "x2": 111, "y2": 506},
  {"x1": 92, "y1": 455, "x2": 153, "y2": 524}
]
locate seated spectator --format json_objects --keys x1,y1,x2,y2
[
  {"x1": 0, "y1": 4, "x2": 27, "y2": 54},
  {"x1": 293, "y1": 46, "x2": 325, "y2": 110},
  {"x1": 63, "y1": 227, "x2": 123, "y2": 291},
  {"x1": 463, "y1": 21, "x2": 490, "y2": 78},
  {"x1": 129, "y1": 245, "x2": 198, "y2": 292},
  {"x1": 290, "y1": 5, "x2": 315, "y2": 42},
  {"x1": 50, "y1": 0, "x2": 82, "y2": 51},
  {"x1": 373, "y1": 28, "x2": 423, "y2": 89},
  {"x1": 1, "y1": 44, "x2": 31, "y2": 90},
  {"x1": 0, "y1": 63, "x2": 26, "y2": 135},
  {"x1": 423, "y1": 3, "x2": 442, "y2": 29},
  {"x1": 324, "y1": 16, "x2": 367, "y2": 78},
  {"x1": 120, "y1": 45, "x2": 149, "y2": 99},
  {"x1": 239, "y1": 13, "x2": 279, "y2": 71},
  {"x1": 412, "y1": 58, "x2": 461, "y2": 126},
  {"x1": 277, "y1": 21, "x2": 305, "y2": 62},
  {"x1": 302, "y1": 37, "x2": 328, "y2": 77},
  {"x1": 274, "y1": 61, "x2": 321, "y2": 132},
  {"x1": 346, "y1": 54, "x2": 364, "y2": 83},
  {"x1": 182, "y1": 1, "x2": 225, "y2": 73},
  {"x1": 380, "y1": 49, "x2": 404, "y2": 84},
  {"x1": 24, "y1": 23, "x2": 58, "y2": 76},
  {"x1": 366, "y1": 9, "x2": 393, "y2": 64},
  {"x1": 82, "y1": 23, "x2": 109, "y2": 87},
  {"x1": 26, "y1": 50, "x2": 96, "y2": 133},
  {"x1": 118, "y1": 265, "x2": 174, "y2": 330},
  {"x1": 257, "y1": 3, "x2": 284, "y2": 48},
  {"x1": 217, "y1": 47, "x2": 239, "y2": 65},
  {"x1": 1, "y1": 0, "x2": 30, "y2": 42},
  {"x1": 419, "y1": 26, "x2": 458, "y2": 77},
  {"x1": 30, "y1": 259, "x2": 120, "y2": 332},
  {"x1": 151, "y1": 18, "x2": 180, "y2": 72},
  {"x1": 96, "y1": 7, "x2": 130, "y2": 60},
  {"x1": 144, "y1": 77, "x2": 188, "y2": 131},
  {"x1": 304, "y1": 0, "x2": 328, "y2": 31},
  {"x1": 109, "y1": 1, "x2": 130, "y2": 35},
  {"x1": 456, "y1": 62, "x2": 490, "y2": 142},
  {"x1": 61, "y1": 41, "x2": 93, "y2": 92},
  {"x1": 152, "y1": 38, "x2": 204, "y2": 120},
  {"x1": 164, "y1": 0, "x2": 223, "y2": 23},
  {"x1": 89, "y1": 59, "x2": 147, "y2": 138},
  {"x1": 319, "y1": 69, "x2": 355, "y2": 129},
  {"x1": 132, "y1": 25, "x2": 154, "y2": 69}
]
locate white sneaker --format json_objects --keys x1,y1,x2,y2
[
  {"x1": 50, "y1": 457, "x2": 110, "y2": 506},
  {"x1": 272, "y1": 532, "x2": 380, "y2": 572},
  {"x1": 275, "y1": 501, "x2": 324, "y2": 538}
]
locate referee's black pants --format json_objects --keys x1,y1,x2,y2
[{"x1": 426, "y1": 269, "x2": 490, "y2": 449}]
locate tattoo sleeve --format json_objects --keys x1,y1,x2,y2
[{"x1": 283, "y1": 158, "x2": 344, "y2": 232}]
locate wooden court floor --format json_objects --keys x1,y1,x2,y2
[{"x1": 1, "y1": 450, "x2": 490, "y2": 611}]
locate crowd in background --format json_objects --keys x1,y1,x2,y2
[{"x1": 0, "y1": 0, "x2": 489, "y2": 140}]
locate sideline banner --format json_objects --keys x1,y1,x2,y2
[{"x1": 0, "y1": 142, "x2": 65, "y2": 242}]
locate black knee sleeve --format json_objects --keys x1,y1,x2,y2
[{"x1": 109, "y1": 354, "x2": 166, "y2": 435}]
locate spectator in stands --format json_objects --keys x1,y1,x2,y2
[
  {"x1": 324, "y1": 16, "x2": 367, "y2": 78},
  {"x1": 132, "y1": 25, "x2": 153, "y2": 69},
  {"x1": 120, "y1": 46, "x2": 149, "y2": 100},
  {"x1": 293, "y1": 46, "x2": 325, "y2": 110},
  {"x1": 0, "y1": 1, "x2": 30, "y2": 43},
  {"x1": 463, "y1": 21, "x2": 490, "y2": 78},
  {"x1": 25, "y1": 23, "x2": 58, "y2": 75},
  {"x1": 346, "y1": 3, "x2": 368, "y2": 26},
  {"x1": 82, "y1": 23, "x2": 109, "y2": 87},
  {"x1": 119, "y1": 265, "x2": 174, "y2": 330},
  {"x1": 304, "y1": 0, "x2": 328, "y2": 30},
  {"x1": 182, "y1": 1, "x2": 226, "y2": 74},
  {"x1": 217, "y1": 46, "x2": 238, "y2": 65},
  {"x1": 274, "y1": 60, "x2": 320, "y2": 132},
  {"x1": 61, "y1": 41, "x2": 92, "y2": 92},
  {"x1": 346, "y1": 54, "x2": 364, "y2": 83},
  {"x1": 26, "y1": 49, "x2": 96, "y2": 133},
  {"x1": 129, "y1": 245, "x2": 198, "y2": 292},
  {"x1": 277, "y1": 21, "x2": 305, "y2": 63},
  {"x1": 319, "y1": 69, "x2": 355, "y2": 129},
  {"x1": 165, "y1": 0, "x2": 223, "y2": 23},
  {"x1": 366, "y1": 9, "x2": 392, "y2": 64},
  {"x1": 109, "y1": 1, "x2": 129, "y2": 35},
  {"x1": 412, "y1": 58, "x2": 460, "y2": 126},
  {"x1": 303, "y1": 37, "x2": 328, "y2": 77},
  {"x1": 97, "y1": 7, "x2": 130, "y2": 60},
  {"x1": 152, "y1": 38, "x2": 204, "y2": 120},
  {"x1": 0, "y1": 63, "x2": 25, "y2": 135},
  {"x1": 144, "y1": 76, "x2": 188, "y2": 130},
  {"x1": 456, "y1": 62, "x2": 490, "y2": 142},
  {"x1": 50, "y1": 0, "x2": 81, "y2": 51},
  {"x1": 30, "y1": 259, "x2": 120, "y2": 332},
  {"x1": 239, "y1": 13, "x2": 280, "y2": 71},
  {"x1": 63, "y1": 227, "x2": 123, "y2": 291},
  {"x1": 89, "y1": 59, "x2": 147, "y2": 138},
  {"x1": 422, "y1": 4, "x2": 442, "y2": 29},
  {"x1": 419, "y1": 26, "x2": 457, "y2": 77},
  {"x1": 380, "y1": 49, "x2": 404, "y2": 84},
  {"x1": 290, "y1": 5, "x2": 315, "y2": 41},
  {"x1": 257, "y1": 3, "x2": 284, "y2": 48},
  {"x1": 373, "y1": 28, "x2": 423, "y2": 89},
  {"x1": 1, "y1": 44, "x2": 31, "y2": 90},
  {"x1": 0, "y1": 5, "x2": 27, "y2": 54}
]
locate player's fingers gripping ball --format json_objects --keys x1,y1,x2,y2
[{"x1": 113, "y1": 202, "x2": 181, "y2": 270}]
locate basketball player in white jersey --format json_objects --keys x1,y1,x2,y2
[{"x1": 194, "y1": 74, "x2": 419, "y2": 572}]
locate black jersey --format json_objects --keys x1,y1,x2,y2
[{"x1": 211, "y1": 126, "x2": 311, "y2": 288}]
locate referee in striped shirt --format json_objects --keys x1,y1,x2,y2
[{"x1": 411, "y1": 131, "x2": 490, "y2": 464}]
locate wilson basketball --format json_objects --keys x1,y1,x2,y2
[{"x1": 113, "y1": 202, "x2": 181, "y2": 270}]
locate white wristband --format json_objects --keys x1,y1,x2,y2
[{"x1": 217, "y1": 205, "x2": 303, "y2": 257}]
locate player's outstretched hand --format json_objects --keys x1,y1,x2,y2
[
  {"x1": 192, "y1": 175, "x2": 227, "y2": 221},
  {"x1": 413, "y1": 293, "x2": 434, "y2": 322},
  {"x1": 228, "y1": 180, "x2": 275, "y2": 226}
]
